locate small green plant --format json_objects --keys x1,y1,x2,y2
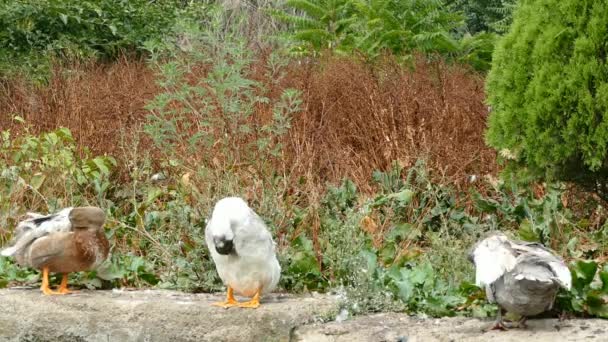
[
  {"x1": 0, "y1": 257, "x2": 38, "y2": 288},
  {"x1": 144, "y1": 31, "x2": 301, "y2": 171},
  {"x1": 474, "y1": 179, "x2": 569, "y2": 245},
  {"x1": 0, "y1": 125, "x2": 115, "y2": 216},
  {"x1": 558, "y1": 260, "x2": 608, "y2": 318},
  {"x1": 0, "y1": 126, "x2": 166, "y2": 290},
  {"x1": 312, "y1": 161, "x2": 491, "y2": 316},
  {"x1": 280, "y1": 235, "x2": 326, "y2": 292}
]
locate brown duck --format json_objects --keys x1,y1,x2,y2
[{"x1": 1, "y1": 207, "x2": 109, "y2": 295}]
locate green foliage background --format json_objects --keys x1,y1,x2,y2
[
  {"x1": 486, "y1": 0, "x2": 608, "y2": 198},
  {"x1": 0, "y1": 0, "x2": 205, "y2": 78},
  {"x1": 0, "y1": 0, "x2": 607, "y2": 321},
  {"x1": 447, "y1": 0, "x2": 516, "y2": 34}
]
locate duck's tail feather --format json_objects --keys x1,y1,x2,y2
[
  {"x1": 1, "y1": 228, "x2": 41, "y2": 257},
  {"x1": 24, "y1": 212, "x2": 45, "y2": 220},
  {"x1": 1, "y1": 221, "x2": 34, "y2": 257},
  {"x1": 0, "y1": 246, "x2": 17, "y2": 257},
  {"x1": 1, "y1": 208, "x2": 74, "y2": 258}
]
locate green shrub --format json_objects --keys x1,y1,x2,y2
[
  {"x1": 0, "y1": 124, "x2": 115, "y2": 215},
  {"x1": 0, "y1": 0, "x2": 205, "y2": 78},
  {"x1": 486, "y1": 0, "x2": 608, "y2": 199},
  {"x1": 272, "y1": 0, "x2": 502, "y2": 71},
  {"x1": 272, "y1": 0, "x2": 463, "y2": 58},
  {"x1": 447, "y1": 0, "x2": 517, "y2": 34}
]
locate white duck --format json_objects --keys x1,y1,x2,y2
[
  {"x1": 205, "y1": 197, "x2": 281, "y2": 309},
  {"x1": 469, "y1": 232, "x2": 571, "y2": 330}
]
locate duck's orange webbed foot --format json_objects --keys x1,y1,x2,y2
[
  {"x1": 40, "y1": 267, "x2": 59, "y2": 296},
  {"x1": 212, "y1": 286, "x2": 239, "y2": 308},
  {"x1": 237, "y1": 289, "x2": 261, "y2": 309},
  {"x1": 55, "y1": 273, "x2": 78, "y2": 295}
]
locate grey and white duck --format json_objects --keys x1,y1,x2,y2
[{"x1": 469, "y1": 232, "x2": 571, "y2": 330}]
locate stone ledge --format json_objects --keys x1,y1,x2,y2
[
  {"x1": 0, "y1": 288, "x2": 338, "y2": 342},
  {"x1": 1, "y1": 288, "x2": 606, "y2": 342},
  {"x1": 294, "y1": 312, "x2": 608, "y2": 342}
]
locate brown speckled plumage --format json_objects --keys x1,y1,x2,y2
[{"x1": 21, "y1": 229, "x2": 109, "y2": 273}]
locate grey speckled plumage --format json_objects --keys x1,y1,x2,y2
[{"x1": 469, "y1": 232, "x2": 571, "y2": 330}]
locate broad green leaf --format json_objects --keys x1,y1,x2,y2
[
  {"x1": 388, "y1": 189, "x2": 414, "y2": 205},
  {"x1": 475, "y1": 195, "x2": 499, "y2": 213},
  {"x1": 108, "y1": 24, "x2": 117, "y2": 36},
  {"x1": 140, "y1": 273, "x2": 160, "y2": 285},
  {"x1": 518, "y1": 219, "x2": 539, "y2": 242},
  {"x1": 586, "y1": 293, "x2": 608, "y2": 318},
  {"x1": 386, "y1": 223, "x2": 412, "y2": 242},
  {"x1": 572, "y1": 260, "x2": 598, "y2": 288},
  {"x1": 360, "y1": 249, "x2": 378, "y2": 273},
  {"x1": 92, "y1": 157, "x2": 111, "y2": 175},
  {"x1": 600, "y1": 266, "x2": 608, "y2": 293},
  {"x1": 395, "y1": 279, "x2": 414, "y2": 301},
  {"x1": 55, "y1": 127, "x2": 74, "y2": 142},
  {"x1": 379, "y1": 244, "x2": 396, "y2": 264},
  {"x1": 29, "y1": 173, "x2": 46, "y2": 190},
  {"x1": 130, "y1": 257, "x2": 146, "y2": 272}
]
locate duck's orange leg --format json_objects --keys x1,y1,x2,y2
[
  {"x1": 56, "y1": 273, "x2": 77, "y2": 295},
  {"x1": 237, "y1": 289, "x2": 261, "y2": 309},
  {"x1": 212, "y1": 286, "x2": 239, "y2": 308},
  {"x1": 40, "y1": 267, "x2": 58, "y2": 295}
]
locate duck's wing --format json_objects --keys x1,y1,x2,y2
[
  {"x1": 511, "y1": 254, "x2": 571, "y2": 290},
  {"x1": 507, "y1": 239, "x2": 555, "y2": 257},
  {"x1": 470, "y1": 234, "x2": 518, "y2": 287},
  {"x1": 1, "y1": 207, "x2": 73, "y2": 257},
  {"x1": 26, "y1": 231, "x2": 74, "y2": 269},
  {"x1": 508, "y1": 241, "x2": 572, "y2": 290},
  {"x1": 233, "y1": 211, "x2": 276, "y2": 260},
  {"x1": 544, "y1": 258, "x2": 571, "y2": 290}
]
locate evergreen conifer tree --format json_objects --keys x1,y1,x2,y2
[{"x1": 486, "y1": 0, "x2": 608, "y2": 199}]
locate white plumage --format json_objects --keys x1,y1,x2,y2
[
  {"x1": 205, "y1": 197, "x2": 281, "y2": 308},
  {"x1": 1, "y1": 207, "x2": 74, "y2": 257},
  {"x1": 471, "y1": 233, "x2": 517, "y2": 287}
]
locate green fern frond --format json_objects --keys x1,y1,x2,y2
[
  {"x1": 293, "y1": 28, "x2": 334, "y2": 47},
  {"x1": 268, "y1": 9, "x2": 324, "y2": 29},
  {"x1": 286, "y1": 0, "x2": 332, "y2": 20}
]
